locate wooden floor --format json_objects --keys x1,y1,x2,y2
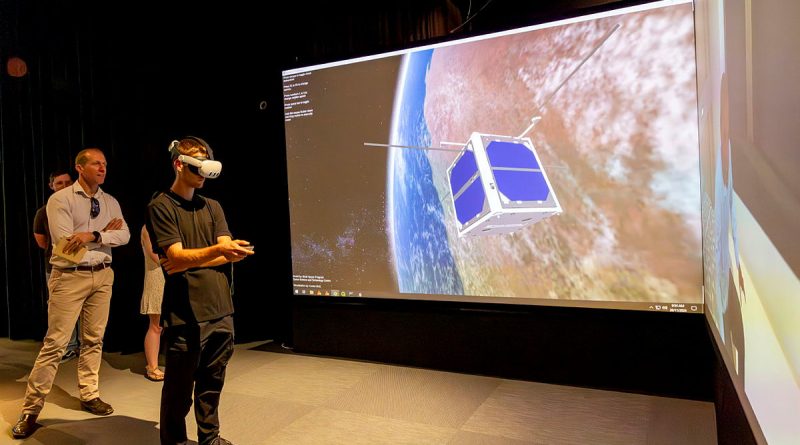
[{"x1": 0, "y1": 338, "x2": 716, "y2": 444}]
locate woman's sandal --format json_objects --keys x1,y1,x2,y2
[{"x1": 145, "y1": 366, "x2": 165, "y2": 382}]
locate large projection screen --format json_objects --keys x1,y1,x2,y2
[{"x1": 283, "y1": 0, "x2": 702, "y2": 312}]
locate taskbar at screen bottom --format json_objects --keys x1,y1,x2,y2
[{"x1": 291, "y1": 287, "x2": 703, "y2": 313}]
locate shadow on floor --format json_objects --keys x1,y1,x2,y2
[{"x1": 18, "y1": 415, "x2": 173, "y2": 445}]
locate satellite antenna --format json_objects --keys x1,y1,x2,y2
[{"x1": 366, "y1": 24, "x2": 621, "y2": 238}]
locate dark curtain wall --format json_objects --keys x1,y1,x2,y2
[{"x1": 1, "y1": 0, "x2": 116, "y2": 340}]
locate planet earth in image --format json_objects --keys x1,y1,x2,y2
[{"x1": 388, "y1": 50, "x2": 464, "y2": 296}]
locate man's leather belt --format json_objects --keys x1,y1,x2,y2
[{"x1": 59, "y1": 263, "x2": 111, "y2": 272}]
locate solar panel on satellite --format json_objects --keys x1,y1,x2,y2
[
  {"x1": 486, "y1": 141, "x2": 550, "y2": 202},
  {"x1": 486, "y1": 141, "x2": 540, "y2": 169},
  {"x1": 454, "y1": 176, "x2": 486, "y2": 225},
  {"x1": 449, "y1": 150, "x2": 479, "y2": 196}
]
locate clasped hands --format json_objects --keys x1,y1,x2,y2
[{"x1": 63, "y1": 218, "x2": 124, "y2": 254}]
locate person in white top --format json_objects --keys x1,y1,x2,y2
[
  {"x1": 140, "y1": 223, "x2": 166, "y2": 381},
  {"x1": 12, "y1": 148, "x2": 130, "y2": 439}
]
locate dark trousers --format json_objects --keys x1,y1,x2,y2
[{"x1": 160, "y1": 316, "x2": 234, "y2": 445}]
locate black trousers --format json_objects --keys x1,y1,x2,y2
[{"x1": 160, "y1": 316, "x2": 234, "y2": 445}]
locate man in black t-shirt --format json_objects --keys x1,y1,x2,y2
[
  {"x1": 33, "y1": 170, "x2": 81, "y2": 361},
  {"x1": 147, "y1": 137, "x2": 253, "y2": 445}
]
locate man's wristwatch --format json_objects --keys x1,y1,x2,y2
[{"x1": 92, "y1": 231, "x2": 101, "y2": 243}]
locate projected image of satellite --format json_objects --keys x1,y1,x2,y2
[
  {"x1": 368, "y1": 24, "x2": 620, "y2": 238},
  {"x1": 445, "y1": 132, "x2": 560, "y2": 237}
]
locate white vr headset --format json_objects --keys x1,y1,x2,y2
[
  {"x1": 177, "y1": 154, "x2": 222, "y2": 179},
  {"x1": 169, "y1": 138, "x2": 222, "y2": 179}
]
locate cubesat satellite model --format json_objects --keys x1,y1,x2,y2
[
  {"x1": 447, "y1": 131, "x2": 560, "y2": 237},
  {"x1": 367, "y1": 24, "x2": 620, "y2": 238}
]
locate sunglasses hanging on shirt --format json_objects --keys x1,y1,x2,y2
[{"x1": 90, "y1": 197, "x2": 100, "y2": 218}]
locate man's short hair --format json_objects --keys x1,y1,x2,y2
[
  {"x1": 48, "y1": 169, "x2": 71, "y2": 185},
  {"x1": 75, "y1": 148, "x2": 103, "y2": 166},
  {"x1": 174, "y1": 138, "x2": 210, "y2": 160}
]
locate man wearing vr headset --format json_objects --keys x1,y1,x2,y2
[{"x1": 146, "y1": 137, "x2": 253, "y2": 445}]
